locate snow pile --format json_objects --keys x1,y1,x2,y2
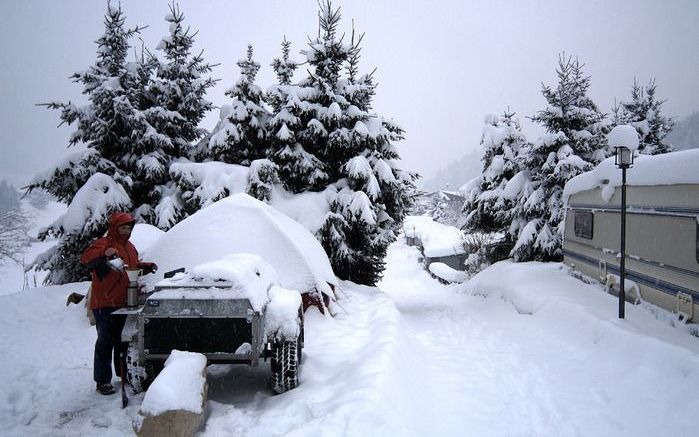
[
  {"x1": 169, "y1": 161, "x2": 249, "y2": 209},
  {"x1": 607, "y1": 124, "x2": 640, "y2": 150},
  {"x1": 428, "y1": 262, "x2": 467, "y2": 283},
  {"x1": 269, "y1": 187, "x2": 332, "y2": 234},
  {"x1": 563, "y1": 149, "x2": 699, "y2": 203},
  {"x1": 140, "y1": 350, "x2": 207, "y2": 416},
  {"x1": 48, "y1": 172, "x2": 130, "y2": 234},
  {"x1": 153, "y1": 253, "x2": 278, "y2": 312},
  {"x1": 129, "y1": 223, "x2": 164, "y2": 255},
  {"x1": 264, "y1": 285, "x2": 303, "y2": 340},
  {"x1": 403, "y1": 215, "x2": 465, "y2": 257},
  {"x1": 143, "y1": 193, "x2": 336, "y2": 298}
]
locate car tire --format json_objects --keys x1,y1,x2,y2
[{"x1": 270, "y1": 339, "x2": 299, "y2": 394}]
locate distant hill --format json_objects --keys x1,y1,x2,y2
[
  {"x1": 667, "y1": 111, "x2": 699, "y2": 151},
  {"x1": 420, "y1": 148, "x2": 483, "y2": 192}
]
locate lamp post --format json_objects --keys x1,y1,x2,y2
[{"x1": 614, "y1": 146, "x2": 634, "y2": 319}]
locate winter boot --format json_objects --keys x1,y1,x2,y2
[{"x1": 96, "y1": 382, "x2": 115, "y2": 395}]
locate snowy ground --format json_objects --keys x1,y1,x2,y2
[{"x1": 1, "y1": 237, "x2": 698, "y2": 436}]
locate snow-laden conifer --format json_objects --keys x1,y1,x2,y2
[
  {"x1": 509, "y1": 54, "x2": 606, "y2": 262},
  {"x1": 613, "y1": 78, "x2": 674, "y2": 155},
  {"x1": 246, "y1": 159, "x2": 280, "y2": 202},
  {"x1": 266, "y1": 38, "x2": 327, "y2": 192},
  {"x1": 27, "y1": 4, "x2": 147, "y2": 283},
  {"x1": 463, "y1": 111, "x2": 526, "y2": 239},
  {"x1": 141, "y1": 3, "x2": 216, "y2": 227},
  {"x1": 208, "y1": 45, "x2": 269, "y2": 166},
  {"x1": 307, "y1": 1, "x2": 417, "y2": 284}
]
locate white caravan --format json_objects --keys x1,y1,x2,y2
[{"x1": 562, "y1": 149, "x2": 699, "y2": 322}]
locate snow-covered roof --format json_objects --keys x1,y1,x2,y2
[
  {"x1": 403, "y1": 215, "x2": 465, "y2": 257},
  {"x1": 143, "y1": 193, "x2": 336, "y2": 297},
  {"x1": 563, "y1": 149, "x2": 699, "y2": 204}
]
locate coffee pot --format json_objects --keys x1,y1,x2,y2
[{"x1": 126, "y1": 267, "x2": 142, "y2": 307}]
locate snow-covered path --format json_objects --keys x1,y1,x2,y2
[
  {"x1": 380, "y1": 241, "x2": 699, "y2": 437},
  {"x1": 2, "y1": 237, "x2": 699, "y2": 436},
  {"x1": 380, "y1": 243, "x2": 565, "y2": 436}
]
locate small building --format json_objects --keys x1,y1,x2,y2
[
  {"x1": 403, "y1": 216, "x2": 468, "y2": 273},
  {"x1": 562, "y1": 149, "x2": 699, "y2": 322}
]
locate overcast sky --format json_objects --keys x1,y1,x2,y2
[{"x1": 1, "y1": 0, "x2": 697, "y2": 187}]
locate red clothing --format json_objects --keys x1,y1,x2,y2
[{"x1": 80, "y1": 212, "x2": 139, "y2": 310}]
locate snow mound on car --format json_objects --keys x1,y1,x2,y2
[{"x1": 143, "y1": 193, "x2": 336, "y2": 298}]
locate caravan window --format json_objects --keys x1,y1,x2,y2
[{"x1": 574, "y1": 210, "x2": 593, "y2": 239}]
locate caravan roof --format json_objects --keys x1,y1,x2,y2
[{"x1": 563, "y1": 149, "x2": 699, "y2": 204}]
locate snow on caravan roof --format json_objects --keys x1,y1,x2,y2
[
  {"x1": 142, "y1": 193, "x2": 336, "y2": 297},
  {"x1": 563, "y1": 149, "x2": 699, "y2": 204}
]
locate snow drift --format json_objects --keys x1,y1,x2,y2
[{"x1": 143, "y1": 193, "x2": 336, "y2": 299}]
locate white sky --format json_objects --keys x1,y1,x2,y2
[{"x1": 1, "y1": 0, "x2": 698, "y2": 186}]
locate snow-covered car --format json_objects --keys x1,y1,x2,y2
[
  {"x1": 119, "y1": 253, "x2": 304, "y2": 395},
  {"x1": 142, "y1": 193, "x2": 337, "y2": 312}
]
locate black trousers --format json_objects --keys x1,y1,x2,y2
[{"x1": 93, "y1": 307, "x2": 126, "y2": 384}]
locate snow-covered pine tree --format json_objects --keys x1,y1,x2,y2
[
  {"x1": 208, "y1": 45, "x2": 269, "y2": 166},
  {"x1": 310, "y1": 2, "x2": 417, "y2": 284},
  {"x1": 463, "y1": 111, "x2": 525, "y2": 239},
  {"x1": 614, "y1": 78, "x2": 674, "y2": 155},
  {"x1": 266, "y1": 38, "x2": 327, "y2": 193},
  {"x1": 510, "y1": 54, "x2": 605, "y2": 262},
  {"x1": 139, "y1": 3, "x2": 217, "y2": 228},
  {"x1": 27, "y1": 3, "x2": 146, "y2": 284},
  {"x1": 246, "y1": 159, "x2": 280, "y2": 202}
]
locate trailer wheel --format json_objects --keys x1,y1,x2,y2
[
  {"x1": 270, "y1": 340, "x2": 299, "y2": 394},
  {"x1": 126, "y1": 342, "x2": 162, "y2": 394}
]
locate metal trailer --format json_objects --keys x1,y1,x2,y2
[
  {"x1": 118, "y1": 282, "x2": 304, "y2": 395},
  {"x1": 563, "y1": 183, "x2": 699, "y2": 322}
]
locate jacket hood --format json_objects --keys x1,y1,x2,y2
[{"x1": 106, "y1": 212, "x2": 136, "y2": 241}]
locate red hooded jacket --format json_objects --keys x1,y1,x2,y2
[{"x1": 80, "y1": 212, "x2": 139, "y2": 310}]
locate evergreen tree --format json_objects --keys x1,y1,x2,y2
[
  {"x1": 140, "y1": 2, "x2": 217, "y2": 228},
  {"x1": 27, "y1": 3, "x2": 146, "y2": 284},
  {"x1": 208, "y1": 45, "x2": 269, "y2": 166},
  {"x1": 614, "y1": 78, "x2": 674, "y2": 155},
  {"x1": 246, "y1": 159, "x2": 280, "y2": 202},
  {"x1": 266, "y1": 38, "x2": 327, "y2": 193},
  {"x1": 463, "y1": 111, "x2": 525, "y2": 238},
  {"x1": 509, "y1": 54, "x2": 605, "y2": 262},
  {"x1": 307, "y1": 1, "x2": 417, "y2": 284}
]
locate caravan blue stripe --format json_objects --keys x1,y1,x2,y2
[
  {"x1": 568, "y1": 204, "x2": 699, "y2": 216},
  {"x1": 563, "y1": 248, "x2": 699, "y2": 301}
]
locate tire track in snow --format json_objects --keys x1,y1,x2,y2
[
  {"x1": 203, "y1": 281, "x2": 426, "y2": 436},
  {"x1": 379, "y1": 241, "x2": 572, "y2": 437}
]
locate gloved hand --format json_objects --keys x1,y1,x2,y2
[{"x1": 138, "y1": 262, "x2": 158, "y2": 275}]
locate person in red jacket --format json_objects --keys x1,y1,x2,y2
[{"x1": 80, "y1": 212, "x2": 156, "y2": 395}]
